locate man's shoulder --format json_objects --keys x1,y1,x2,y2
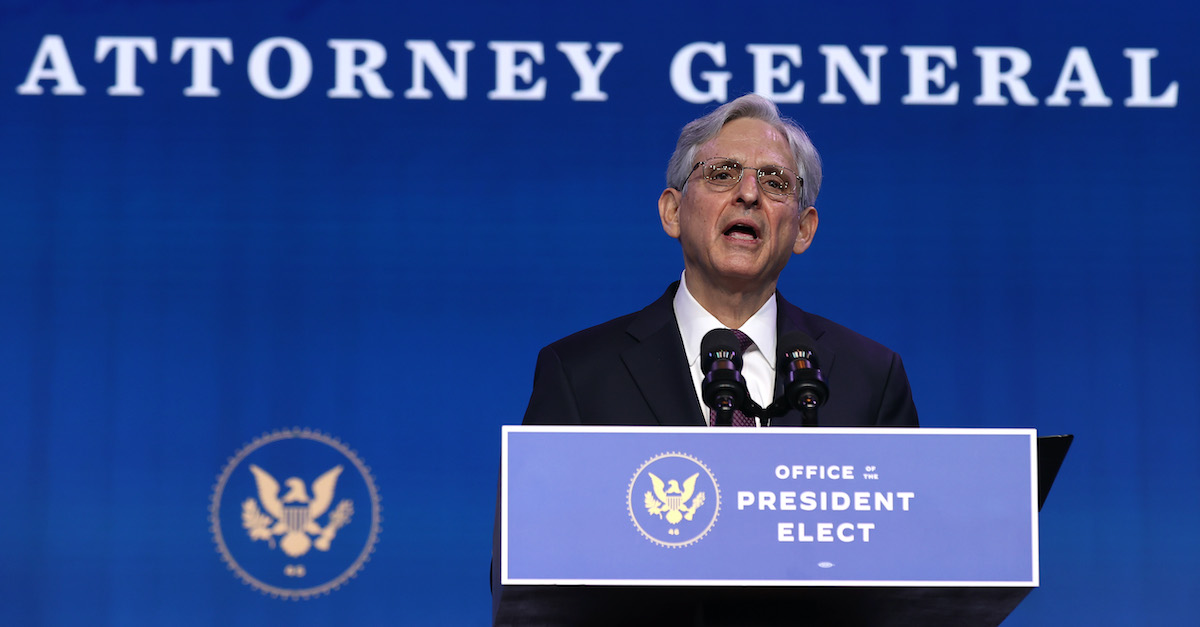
[
  {"x1": 540, "y1": 284, "x2": 678, "y2": 364},
  {"x1": 543, "y1": 310, "x2": 640, "y2": 358},
  {"x1": 780, "y1": 300, "x2": 900, "y2": 361}
]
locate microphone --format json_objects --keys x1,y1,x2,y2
[
  {"x1": 700, "y1": 329, "x2": 748, "y2": 426},
  {"x1": 778, "y1": 331, "x2": 829, "y2": 427}
]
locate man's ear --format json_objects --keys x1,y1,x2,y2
[
  {"x1": 793, "y1": 206, "x2": 818, "y2": 254},
  {"x1": 659, "y1": 188, "x2": 682, "y2": 239}
]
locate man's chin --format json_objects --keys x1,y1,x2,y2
[{"x1": 695, "y1": 266, "x2": 780, "y2": 295}]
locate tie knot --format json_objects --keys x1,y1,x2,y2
[{"x1": 732, "y1": 329, "x2": 754, "y2": 352}]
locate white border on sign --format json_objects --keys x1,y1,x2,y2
[{"x1": 500, "y1": 426, "x2": 1040, "y2": 588}]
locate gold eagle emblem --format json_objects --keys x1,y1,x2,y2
[
  {"x1": 242, "y1": 464, "x2": 354, "y2": 557},
  {"x1": 643, "y1": 472, "x2": 706, "y2": 525}
]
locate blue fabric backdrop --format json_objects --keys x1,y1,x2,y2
[{"x1": 2, "y1": 1, "x2": 1197, "y2": 624}]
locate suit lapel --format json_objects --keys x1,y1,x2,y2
[
  {"x1": 777, "y1": 293, "x2": 837, "y2": 376},
  {"x1": 773, "y1": 293, "x2": 836, "y2": 427},
  {"x1": 621, "y1": 283, "x2": 707, "y2": 426}
]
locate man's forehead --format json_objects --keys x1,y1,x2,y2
[{"x1": 699, "y1": 118, "x2": 795, "y2": 169}]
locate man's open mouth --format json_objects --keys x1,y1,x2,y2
[{"x1": 724, "y1": 223, "x2": 759, "y2": 240}]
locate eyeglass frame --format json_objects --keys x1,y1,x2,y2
[{"x1": 683, "y1": 157, "x2": 804, "y2": 200}]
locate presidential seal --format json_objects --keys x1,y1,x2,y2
[
  {"x1": 210, "y1": 428, "x2": 381, "y2": 599},
  {"x1": 627, "y1": 452, "x2": 720, "y2": 548}
]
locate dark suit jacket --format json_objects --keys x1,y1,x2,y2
[{"x1": 522, "y1": 282, "x2": 918, "y2": 427}]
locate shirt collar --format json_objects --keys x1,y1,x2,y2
[{"x1": 674, "y1": 271, "x2": 778, "y2": 366}]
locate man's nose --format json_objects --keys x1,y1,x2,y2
[{"x1": 736, "y1": 170, "x2": 760, "y2": 206}]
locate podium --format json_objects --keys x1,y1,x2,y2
[{"x1": 494, "y1": 427, "x2": 1071, "y2": 627}]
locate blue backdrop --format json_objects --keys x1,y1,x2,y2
[{"x1": 2, "y1": 1, "x2": 1197, "y2": 624}]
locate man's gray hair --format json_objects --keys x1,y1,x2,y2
[{"x1": 666, "y1": 94, "x2": 822, "y2": 209}]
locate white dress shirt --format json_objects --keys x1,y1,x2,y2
[{"x1": 673, "y1": 271, "x2": 777, "y2": 426}]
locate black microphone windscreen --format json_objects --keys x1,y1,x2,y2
[
  {"x1": 701, "y1": 328, "x2": 743, "y2": 371},
  {"x1": 778, "y1": 331, "x2": 820, "y2": 367}
]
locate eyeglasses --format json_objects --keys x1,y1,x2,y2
[{"x1": 687, "y1": 158, "x2": 802, "y2": 200}]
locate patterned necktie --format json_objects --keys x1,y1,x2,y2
[{"x1": 710, "y1": 329, "x2": 757, "y2": 427}]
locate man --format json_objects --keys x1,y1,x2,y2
[
  {"x1": 493, "y1": 95, "x2": 919, "y2": 624},
  {"x1": 522, "y1": 94, "x2": 918, "y2": 428}
]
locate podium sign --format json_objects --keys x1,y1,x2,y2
[{"x1": 501, "y1": 426, "x2": 1038, "y2": 587}]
